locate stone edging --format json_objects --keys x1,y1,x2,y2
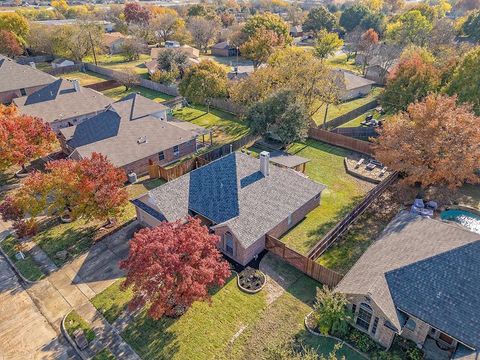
[
  {"x1": 236, "y1": 269, "x2": 267, "y2": 294},
  {"x1": 344, "y1": 158, "x2": 382, "y2": 184},
  {"x1": 61, "y1": 310, "x2": 89, "y2": 360},
  {"x1": 0, "y1": 236, "x2": 38, "y2": 285},
  {"x1": 304, "y1": 312, "x2": 369, "y2": 359}
]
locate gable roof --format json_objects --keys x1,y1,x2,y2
[
  {"x1": 103, "y1": 32, "x2": 128, "y2": 47},
  {"x1": 60, "y1": 93, "x2": 202, "y2": 168},
  {"x1": 0, "y1": 55, "x2": 55, "y2": 93},
  {"x1": 212, "y1": 41, "x2": 234, "y2": 50},
  {"x1": 336, "y1": 211, "x2": 480, "y2": 349},
  {"x1": 336, "y1": 70, "x2": 376, "y2": 90},
  {"x1": 136, "y1": 152, "x2": 325, "y2": 248},
  {"x1": 13, "y1": 79, "x2": 112, "y2": 124}
]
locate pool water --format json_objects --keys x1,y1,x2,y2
[{"x1": 440, "y1": 209, "x2": 480, "y2": 234}]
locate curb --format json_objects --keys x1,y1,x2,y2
[
  {"x1": 61, "y1": 311, "x2": 90, "y2": 360},
  {"x1": 0, "y1": 236, "x2": 39, "y2": 285},
  {"x1": 304, "y1": 312, "x2": 369, "y2": 359}
]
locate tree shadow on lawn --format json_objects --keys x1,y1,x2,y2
[
  {"x1": 289, "y1": 139, "x2": 357, "y2": 158},
  {"x1": 122, "y1": 313, "x2": 179, "y2": 360}
]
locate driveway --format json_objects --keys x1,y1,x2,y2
[{"x1": 0, "y1": 250, "x2": 75, "y2": 360}]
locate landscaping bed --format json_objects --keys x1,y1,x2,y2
[
  {"x1": 237, "y1": 267, "x2": 266, "y2": 293},
  {"x1": 0, "y1": 235, "x2": 45, "y2": 282},
  {"x1": 64, "y1": 310, "x2": 95, "y2": 343},
  {"x1": 280, "y1": 139, "x2": 375, "y2": 255}
]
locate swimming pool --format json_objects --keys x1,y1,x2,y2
[{"x1": 440, "y1": 209, "x2": 480, "y2": 234}]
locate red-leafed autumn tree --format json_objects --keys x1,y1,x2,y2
[
  {"x1": 0, "y1": 105, "x2": 57, "y2": 172},
  {"x1": 374, "y1": 94, "x2": 480, "y2": 189},
  {"x1": 120, "y1": 217, "x2": 231, "y2": 319},
  {"x1": 124, "y1": 3, "x2": 150, "y2": 24},
  {"x1": 0, "y1": 30, "x2": 23, "y2": 57}
]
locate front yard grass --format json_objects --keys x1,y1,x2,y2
[
  {"x1": 91, "y1": 279, "x2": 133, "y2": 324},
  {"x1": 59, "y1": 71, "x2": 110, "y2": 86},
  {"x1": 173, "y1": 105, "x2": 250, "y2": 146},
  {"x1": 32, "y1": 177, "x2": 164, "y2": 266},
  {"x1": 312, "y1": 87, "x2": 383, "y2": 126},
  {"x1": 65, "y1": 310, "x2": 96, "y2": 342},
  {"x1": 0, "y1": 235, "x2": 45, "y2": 282},
  {"x1": 280, "y1": 139, "x2": 374, "y2": 255},
  {"x1": 84, "y1": 54, "x2": 151, "y2": 78},
  {"x1": 101, "y1": 85, "x2": 173, "y2": 102}
]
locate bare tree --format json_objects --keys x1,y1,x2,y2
[
  {"x1": 429, "y1": 18, "x2": 456, "y2": 52},
  {"x1": 120, "y1": 37, "x2": 146, "y2": 61},
  {"x1": 372, "y1": 43, "x2": 402, "y2": 82},
  {"x1": 150, "y1": 13, "x2": 184, "y2": 44},
  {"x1": 344, "y1": 26, "x2": 364, "y2": 61},
  {"x1": 187, "y1": 16, "x2": 220, "y2": 53},
  {"x1": 116, "y1": 67, "x2": 140, "y2": 91}
]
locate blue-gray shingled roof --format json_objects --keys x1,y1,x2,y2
[
  {"x1": 136, "y1": 152, "x2": 325, "y2": 248},
  {"x1": 336, "y1": 211, "x2": 480, "y2": 349}
]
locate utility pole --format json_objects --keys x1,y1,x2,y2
[{"x1": 88, "y1": 31, "x2": 98, "y2": 66}]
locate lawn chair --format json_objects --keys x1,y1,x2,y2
[
  {"x1": 426, "y1": 201, "x2": 438, "y2": 211},
  {"x1": 355, "y1": 158, "x2": 365, "y2": 169}
]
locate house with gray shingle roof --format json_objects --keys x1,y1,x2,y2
[
  {"x1": 59, "y1": 93, "x2": 206, "y2": 176},
  {"x1": 0, "y1": 55, "x2": 56, "y2": 104},
  {"x1": 13, "y1": 78, "x2": 112, "y2": 131},
  {"x1": 335, "y1": 211, "x2": 480, "y2": 359},
  {"x1": 335, "y1": 69, "x2": 376, "y2": 101},
  {"x1": 132, "y1": 151, "x2": 325, "y2": 265}
]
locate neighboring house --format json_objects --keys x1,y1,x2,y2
[
  {"x1": 59, "y1": 93, "x2": 206, "y2": 175},
  {"x1": 146, "y1": 45, "x2": 201, "y2": 75},
  {"x1": 0, "y1": 55, "x2": 56, "y2": 104},
  {"x1": 51, "y1": 58, "x2": 75, "y2": 68},
  {"x1": 290, "y1": 25, "x2": 303, "y2": 37},
  {"x1": 103, "y1": 32, "x2": 129, "y2": 54},
  {"x1": 335, "y1": 211, "x2": 480, "y2": 359},
  {"x1": 132, "y1": 151, "x2": 325, "y2": 265},
  {"x1": 335, "y1": 70, "x2": 376, "y2": 101},
  {"x1": 365, "y1": 64, "x2": 394, "y2": 85},
  {"x1": 13, "y1": 78, "x2": 112, "y2": 131},
  {"x1": 33, "y1": 19, "x2": 114, "y2": 32},
  {"x1": 211, "y1": 41, "x2": 239, "y2": 57}
]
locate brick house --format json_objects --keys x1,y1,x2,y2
[
  {"x1": 0, "y1": 55, "x2": 56, "y2": 104},
  {"x1": 59, "y1": 93, "x2": 206, "y2": 176},
  {"x1": 13, "y1": 78, "x2": 113, "y2": 132},
  {"x1": 132, "y1": 151, "x2": 325, "y2": 265},
  {"x1": 211, "y1": 41, "x2": 239, "y2": 57},
  {"x1": 335, "y1": 211, "x2": 480, "y2": 359}
]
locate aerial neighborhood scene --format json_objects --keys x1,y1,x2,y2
[{"x1": 1, "y1": 0, "x2": 480, "y2": 358}]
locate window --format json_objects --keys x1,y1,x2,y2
[
  {"x1": 158, "y1": 151, "x2": 165, "y2": 161},
  {"x1": 356, "y1": 303, "x2": 373, "y2": 331},
  {"x1": 173, "y1": 145, "x2": 179, "y2": 156},
  {"x1": 371, "y1": 317, "x2": 379, "y2": 335},
  {"x1": 225, "y1": 232, "x2": 234, "y2": 256},
  {"x1": 352, "y1": 304, "x2": 357, "y2": 315},
  {"x1": 20, "y1": 88, "x2": 26, "y2": 96}
]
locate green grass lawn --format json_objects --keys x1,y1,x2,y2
[
  {"x1": 91, "y1": 279, "x2": 133, "y2": 324},
  {"x1": 35, "y1": 62, "x2": 53, "y2": 72},
  {"x1": 32, "y1": 177, "x2": 164, "y2": 266},
  {"x1": 280, "y1": 139, "x2": 374, "y2": 255},
  {"x1": 173, "y1": 105, "x2": 250, "y2": 146},
  {"x1": 338, "y1": 109, "x2": 381, "y2": 128},
  {"x1": 312, "y1": 87, "x2": 383, "y2": 126},
  {"x1": 101, "y1": 85, "x2": 173, "y2": 102},
  {"x1": 59, "y1": 71, "x2": 110, "y2": 86},
  {"x1": 325, "y1": 53, "x2": 362, "y2": 74},
  {"x1": 65, "y1": 310, "x2": 96, "y2": 342},
  {"x1": 0, "y1": 235, "x2": 45, "y2": 282},
  {"x1": 93, "y1": 348, "x2": 115, "y2": 360},
  {"x1": 84, "y1": 54, "x2": 151, "y2": 78}
]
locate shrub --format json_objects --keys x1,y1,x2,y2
[
  {"x1": 372, "y1": 351, "x2": 402, "y2": 360},
  {"x1": 406, "y1": 347, "x2": 423, "y2": 360},
  {"x1": 348, "y1": 328, "x2": 380, "y2": 353},
  {"x1": 151, "y1": 68, "x2": 179, "y2": 85},
  {"x1": 313, "y1": 287, "x2": 351, "y2": 336}
]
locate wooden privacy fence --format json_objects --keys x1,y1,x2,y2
[
  {"x1": 84, "y1": 79, "x2": 120, "y2": 91},
  {"x1": 265, "y1": 235, "x2": 343, "y2": 288},
  {"x1": 322, "y1": 99, "x2": 378, "y2": 130},
  {"x1": 309, "y1": 126, "x2": 374, "y2": 156},
  {"x1": 331, "y1": 127, "x2": 379, "y2": 141},
  {"x1": 307, "y1": 171, "x2": 398, "y2": 260},
  {"x1": 152, "y1": 134, "x2": 259, "y2": 181}
]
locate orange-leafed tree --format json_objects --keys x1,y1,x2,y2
[
  {"x1": 0, "y1": 30, "x2": 22, "y2": 57},
  {"x1": 359, "y1": 28, "x2": 379, "y2": 75},
  {"x1": 374, "y1": 94, "x2": 480, "y2": 189},
  {"x1": 0, "y1": 105, "x2": 57, "y2": 172},
  {"x1": 120, "y1": 217, "x2": 231, "y2": 319}
]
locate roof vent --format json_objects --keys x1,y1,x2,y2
[
  {"x1": 137, "y1": 136, "x2": 148, "y2": 144},
  {"x1": 72, "y1": 79, "x2": 80, "y2": 92},
  {"x1": 260, "y1": 151, "x2": 270, "y2": 177},
  {"x1": 29, "y1": 62, "x2": 36, "y2": 69}
]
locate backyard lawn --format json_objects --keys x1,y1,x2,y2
[
  {"x1": 173, "y1": 105, "x2": 250, "y2": 146},
  {"x1": 280, "y1": 139, "x2": 374, "y2": 255},
  {"x1": 312, "y1": 87, "x2": 383, "y2": 126},
  {"x1": 84, "y1": 54, "x2": 151, "y2": 78},
  {"x1": 325, "y1": 53, "x2": 362, "y2": 74},
  {"x1": 59, "y1": 71, "x2": 110, "y2": 86},
  {"x1": 338, "y1": 109, "x2": 381, "y2": 128},
  {"x1": 101, "y1": 86, "x2": 173, "y2": 102},
  {"x1": 32, "y1": 177, "x2": 164, "y2": 266}
]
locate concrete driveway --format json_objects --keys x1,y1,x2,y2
[{"x1": 0, "y1": 252, "x2": 75, "y2": 360}]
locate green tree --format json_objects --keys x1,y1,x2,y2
[
  {"x1": 446, "y1": 47, "x2": 480, "y2": 115},
  {"x1": 240, "y1": 29, "x2": 285, "y2": 69},
  {"x1": 381, "y1": 52, "x2": 440, "y2": 113},
  {"x1": 247, "y1": 89, "x2": 310, "y2": 147},
  {"x1": 179, "y1": 60, "x2": 228, "y2": 112},
  {"x1": 386, "y1": 10, "x2": 432, "y2": 46},
  {"x1": 0, "y1": 13, "x2": 29, "y2": 43},
  {"x1": 52, "y1": 23, "x2": 104, "y2": 62},
  {"x1": 243, "y1": 12, "x2": 291, "y2": 44},
  {"x1": 303, "y1": 6, "x2": 337, "y2": 34},
  {"x1": 462, "y1": 10, "x2": 480, "y2": 43},
  {"x1": 339, "y1": 4, "x2": 370, "y2": 32},
  {"x1": 313, "y1": 30, "x2": 344, "y2": 60},
  {"x1": 313, "y1": 287, "x2": 350, "y2": 337},
  {"x1": 360, "y1": 12, "x2": 385, "y2": 35}
]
